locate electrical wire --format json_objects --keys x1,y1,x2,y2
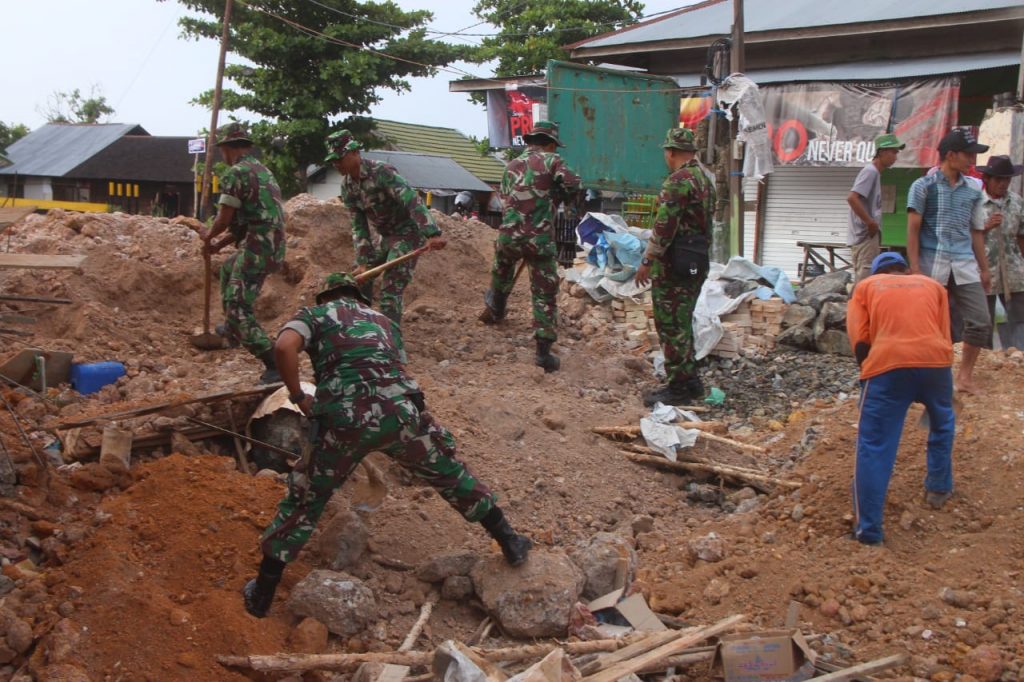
[{"x1": 239, "y1": 0, "x2": 710, "y2": 95}]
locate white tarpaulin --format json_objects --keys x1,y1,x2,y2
[{"x1": 716, "y1": 74, "x2": 774, "y2": 181}]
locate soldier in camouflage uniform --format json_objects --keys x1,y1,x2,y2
[
  {"x1": 201, "y1": 122, "x2": 287, "y2": 384},
  {"x1": 242, "y1": 273, "x2": 532, "y2": 618},
  {"x1": 635, "y1": 128, "x2": 716, "y2": 406},
  {"x1": 326, "y1": 130, "x2": 446, "y2": 328},
  {"x1": 977, "y1": 155, "x2": 1024, "y2": 347},
  {"x1": 479, "y1": 121, "x2": 581, "y2": 372}
]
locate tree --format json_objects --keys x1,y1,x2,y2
[
  {"x1": 42, "y1": 86, "x2": 115, "y2": 124},
  {"x1": 168, "y1": 0, "x2": 471, "y2": 195},
  {"x1": 470, "y1": 0, "x2": 644, "y2": 78},
  {"x1": 0, "y1": 122, "x2": 30, "y2": 154}
]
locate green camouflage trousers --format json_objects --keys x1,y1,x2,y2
[
  {"x1": 361, "y1": 233, "x2": 422, "y2": 326},
  {"x1": 489, "y1": 232, "x2": 558, "y2": 341},
  {"x1": 651, "y1": 260, "x2": 703, "y2": 384},
  {"x1": 260, "y1": 393, "x2": 496, "y2": 563},
  {"x1": 219, "y1": 248, "x2": 274, "y2": 356}
]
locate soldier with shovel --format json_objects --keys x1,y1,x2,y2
[{"x1": 198, "y1": 123, "x2": 286, "y2": 384}]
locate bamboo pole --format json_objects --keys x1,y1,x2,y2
[
  {"x1": 398, "y1": 592, "x2": 438, "y2": 653},
  {"x1": 811, "y1": 654, "x2": 907, "y2": 681},
  {"x1": 624, "y1": 452, "x2": 801, "y2": 492}
]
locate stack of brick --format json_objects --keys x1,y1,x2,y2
[
  {"x1": 611, "y1": 292, "x2": 659, "y2": 347},
  {"x1": 711, "y1": 298, "x2": 787, "y2": 358}
]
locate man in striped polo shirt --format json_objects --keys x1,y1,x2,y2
[{"x1": 906, "y1": 129, "x2": 991, "y2": 394}]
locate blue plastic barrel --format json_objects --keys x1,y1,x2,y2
[{"x1": 70, "y1": 362, "x2": 126, "y2": 395}]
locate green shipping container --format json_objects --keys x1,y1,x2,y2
[{"x1": 546, "y1": 60, "x2": 682, "y2": 194}]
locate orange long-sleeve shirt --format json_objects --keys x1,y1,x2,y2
[{"x1": 846, "y1": 273, "x2": 953, "y2": 380}]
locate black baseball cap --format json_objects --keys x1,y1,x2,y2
[{"x1": 937, "y1": 128, "x2": 989, "y2": 155}]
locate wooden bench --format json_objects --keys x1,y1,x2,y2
[{"x1": 796, "y1": 241, "x2": 852, "y2": 283}]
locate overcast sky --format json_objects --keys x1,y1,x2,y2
[{"x1": 4, "y1": 0, "x2": 694, "y2": 140}]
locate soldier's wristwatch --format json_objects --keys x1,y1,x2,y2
[
  {"x1": 641, "y1": 257, "x2": 652, "y2": 266},
  {"x1": 289, "y1": 391, "x2": 307, "y2": 405}
]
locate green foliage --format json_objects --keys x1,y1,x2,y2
[
  {"x1": 43, "y1": 86, "x2": 115, "y2": 124},
  {"x1": 0, "y1": 122, "x2": 30, "y2": 154},
  {"x1": 470, "y1": 0, "x2": 644, "y2": 77},
  {"x1": 167, "y1": 0, "x2": 471, "y2": 196}
]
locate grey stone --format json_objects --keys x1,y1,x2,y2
[
  {"x1": 287, "y1": 570, "x2": 377, "y2": 636},
  {"x1": 814, "y1": 301, "x2": 848, "y2": 338},
  {"x1": 570, "y1": 532, "x2": 638, "y2": 601},
  {"x1": 776, "y1": 325, "x2": 816, "y2": 351},
  {"x1": 0, "y1": 577, "x2": 15, "y2": 597},
  {"x1": 816, "y1": 329, "x2": 853, "y2": 356},
  {"x1": 5, "y1": 618, "x2": 32, "y2": 654},
  {"x1": 804, "y1": 292, "x2": 848, "y2": 312},
  {"x1": 416, "y1": 550, "x2": 478, "y2": 583},
  {"x1": 315, "y1": 510, "x2": 368, "y2": 570},
  {"x1": 781, "y1": 303, "x2": 817, "y2": 330},
  {"x1": 796, "y1": 270, "x2": 851, "y2": 304},
  {"x1": 471, "y1": 549, "x2": 585, "y2": 638},
  {"x1": 441, "y1": 575, "x2": 474, "y2": 601},
  {"x1": 688, "y1": 532, "x2": 727, "y2": 563}
]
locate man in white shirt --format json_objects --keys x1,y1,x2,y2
[{"x1": 847, "y1": 134, "x2": 904, "y2": 284}]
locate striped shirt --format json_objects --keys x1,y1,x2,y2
[{"x1": 908, "y1": 172, "x2": 984, "y2": 285}]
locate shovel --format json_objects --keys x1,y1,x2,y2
[
  {"x1": 190, "y1": 250, "x2": 225, "y2": 350},
  {"x1": 354, "y1": 245, "x2": 430, "y2": 284}
]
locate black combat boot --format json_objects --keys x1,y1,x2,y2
[
  {"x1": 642, "y1": 377, "x2": 704, "y2": 407},
  {"x1": 242, "y1": 555, "x2": 286, "y2": 618},
  {"x1": 257, "y1": 350, "x2": 282, "y2": 384},
  {"x1": 479, "y1": 289, "x2": 509, "y2": 324},
  {"x1": 480, "y1": 507, "x2": 532, "y2": 567},
  {"x1": 534, "y1": 339, "x2": 560, "y2": 373}
]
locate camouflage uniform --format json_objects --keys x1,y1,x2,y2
[
  {"x1": 488, "y1": 123, "x2": 581, "y2": 342},
  {"x1": 217, "y1": 153, "x2": 287, "y2": 357},
  {"x1": 979, "y1": 188, "x2": 1024, "y2": 338},
  {"x1": 340, "y1": 157, "x2": 440, "y2": 326},
  {"x1": 645, "y1": 129, "x2": 716, "y2": 386},
  {"x1": 260, "y1": 296, "x2": 496, "y2": 563}
]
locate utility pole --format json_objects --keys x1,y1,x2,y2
[
  {"x1": 729, "y1": 0, "x2": 745, "y2": 257},
  {"x1": 199, "y1": 0, "x2": 234, "y2": 221}
]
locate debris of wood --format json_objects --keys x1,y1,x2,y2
[
  {"x1": 595, "y1": 424, "x2": 765, "y2": 454},
  {"x1": 438, "y1": 641, "x2": 509, "y2": 682},
  {"x1": 581, "y1": 614, "x2": 745, "y2": 682},
  {"x1": 0, "y1": 253, "x2": 86, "y2": 270},
  {"x1": 55, "y1": 385, "x2": 282, "y2": 430},
  {"x1": 217, "y1": 634, "x2": 654, "y2": 673},
  {"x1": 623, "y1": 451, "x2": 801, "y2": 492},
  {"x1": 467, "y1": 617, "x2": 494, "y2": 646},
  {"x1": 226, "y1": 409, "x2": 252, "y2": 474},
  {"x1": 592, "y1": 421, "x2": 726, "y2": 439},
  {"x1": 399, "y1": 591, "x2": 438, "y2": 652},
  {"x1": 371, "y1": 554, "x2": 415, "y2": 571},
  {"x1": 810, "y1": 654, "x2": 907, "y2": 681}
]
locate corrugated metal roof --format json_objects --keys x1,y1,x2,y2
[
  {"x1": 0, "y1": 153, "x2": 10, "y2": 169},
  {"x1": 0, "y1": 123, "x2": 147, "y2": 177},
  {"x1": 66, "y1": 136, "x2": 196, "y2": 183},
  {"x1": 372, "y1": 119, "x2": 505, "y2": 185},
  {"x1": 575, "y1": 0, "x2": 1022, "y2": 48},
  {"x1": 672, "y1": 50, "x2": 1022, "y2": 86},
  {"x1": 363, "y1": 151, "x2": 492, "y2": 192}
]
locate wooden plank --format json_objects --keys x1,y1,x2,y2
[
  {"x1": 0, "y1": 254, "x2": 86, "y2": 270},
  {"x1": 577, "y1": 629, "x2": 684, "y2": 675},
  {"x1": 582, "y1": 614, "x2": 745, "y2": 682},
  {"x1": 56, "y1": 384, "x2": 282, "y2": 430},
  {"x1": 810, "y1": 655, "x2": 907, "y2": 681}
]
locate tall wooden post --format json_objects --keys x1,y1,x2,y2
[
  {"x1": 728, "y1": 0, "x2": 745, "y2": 256},
  {"x1": 199, "y1": 0, "x2": 234, "y2": 221}
]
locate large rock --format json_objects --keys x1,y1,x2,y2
[
  {"x1": 776, "y1": 325, "x2": 815, "y2": 351},
  {"x1": 804, "y1": 292, "x2": 848, "y2": 313},
  {"x1": 796, "y1": 270, "x2": 850, "y2": 304},
  {"x1": 813, "y1": 301, "x2": 848, "y2": 338},
  {"x1": 816, "y1": 329, "x2": 852, "y2": 356},
  {"x1": 287, "y1": 570, "x2": 377, "y2": 636},
  {"x1": 315, "y1": 510, "x2": 368, "y2": 570},
  {"x1": 416, "y1": 550, "x2": 478, "y2": 583},
  {"x1": 781, "y1": 303, "x2": 816, "y2": 330},
  {"x1": 471, "y1": 549, "x2": 585, "y2": 638},
  {"x1": 570, "y1": 532, "x2": 638, "y2": 601}
]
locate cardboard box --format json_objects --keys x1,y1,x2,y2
[{"x1": 711, "y1": 630, "x2": 816, "y2": 682}]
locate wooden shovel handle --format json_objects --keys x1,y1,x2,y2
[
  {"x1": 354, "y1": 245, "x2": 430, "y2": 284},
  {"x1": 203, "y1": 250, "x2": 213, "y2": 334}
]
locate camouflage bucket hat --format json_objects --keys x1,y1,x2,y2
[
  {"x1": 523, "y1": 120, "x2": 564, "y2": 147},
  {"x1": 215, "y1": 122, "x2": 253, "y2": 146},
  {"x1": 663, "y1": 127, "x2": 698, "y2": 152},
  {"x1": 324, "y1": 129, "x2": 362, "y2": 162},
  {"x1": 316, "y1": 272, "x2": 370, "y2": 305}
]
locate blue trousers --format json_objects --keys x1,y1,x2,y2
[{"x1": 853, "y1": 367, "x2": 955, "y2": 544}]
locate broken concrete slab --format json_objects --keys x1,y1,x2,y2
[
  {"x1": 570, "y1": 532, "x2": 637, "y2": 601},
  {"x1": 287, "y1": 570, "x2": 377, "y2": 636}
]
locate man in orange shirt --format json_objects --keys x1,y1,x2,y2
[{"x1": 846, "y1": 252, "x2": 956, "y2": 545}]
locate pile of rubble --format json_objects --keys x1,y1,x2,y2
[{"x1": 777, "y1": 270, "x2": 854, "y2": 356}]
